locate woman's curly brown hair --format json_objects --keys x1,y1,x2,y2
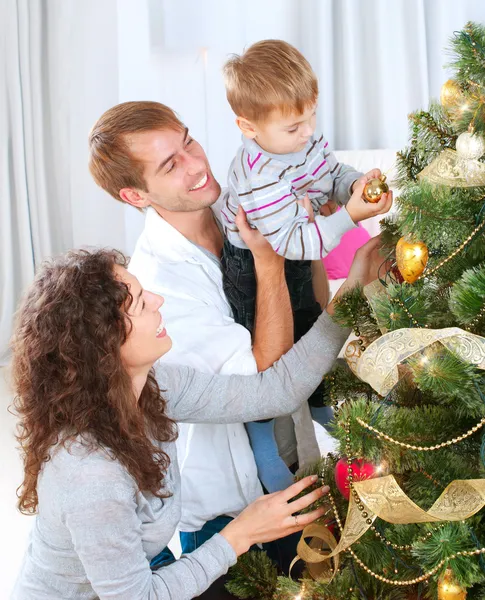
[{"x1": 11, "y1": 248, "x2": 177, "y2": 514}]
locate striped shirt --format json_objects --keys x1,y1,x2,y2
[{"x1": 224, "y1": 133, "x2": 362, "y2": 260}]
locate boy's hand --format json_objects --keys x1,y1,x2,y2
[
  {"x1": 346, "y1": 180, "x2": 393, "y2": 224},
  {"x1": 351, "y1": 168, "x2": 383, "y2": 194}
]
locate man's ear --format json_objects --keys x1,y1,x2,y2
[
  {"x1": 236, "y1": 117, "x2": 258, "y2": 139},
  {"x1": 119, "y1": 188, "x2": 151, "y2": 209}
]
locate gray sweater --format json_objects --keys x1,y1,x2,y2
[{"x1": 12, "y1": 311, "x2": 348, "y2": 600}]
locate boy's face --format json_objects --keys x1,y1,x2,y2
[{"x1": 240, "y1": 103, "x2": 317, "y2": 155}]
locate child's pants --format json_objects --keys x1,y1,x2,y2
[{"x1": 222, "y1": 239, "x2": 332, "y2": 492}]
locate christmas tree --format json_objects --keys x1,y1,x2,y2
[{"x1": 227, "y1": 22, "x2": 485, "y2": 600}]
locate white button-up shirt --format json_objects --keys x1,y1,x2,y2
[{"x1": 129, "y1": 199, "x2": 263, "y2": 532}]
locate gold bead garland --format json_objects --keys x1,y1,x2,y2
[
  {"x1": 355, "y1": 416, "x2": 485, "y2": 451},
  {"x1": 468, "y1": 304, "x2": 485, "y2": 332},
  {"x1": 392, "y1": 297, "x2": 429, "y2": 328},
  {"x1": 348, "y1": 546, "x2": 485, "y2": 587},
  {"x1": 324, "y1": 473, "x2": 485, "y2": 587},
  {"x1": 370, "y1": 524, "x2": 434, "y2": 551},
  {"x1": 328, "y1": 374, "x2": 340, "y2": 416},
  {"x1": 322, "y1": 482, "x2": 467, "y2": 587},
  {"x1": 324, "y1": 419, "x2": 485, "y2": 587},
  {"x1": 415, "y1": 219, "x2": 485, "y2": 282}
]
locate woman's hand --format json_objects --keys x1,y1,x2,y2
[
  {"x1": 346, "y1": 234, "x2": 388, "y2": 288},
  {"x1": 326, "y1": 235, "x2": 389, "y2": 314},
  {"x1": 220, "y1": 475, "x2": 329, "y2": 556}
]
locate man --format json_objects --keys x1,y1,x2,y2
[{"x1": 88, "y1": 101, "x2": 331, "y2": 561}]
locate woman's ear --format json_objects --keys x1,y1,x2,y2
[{"x1": 236, "y1": 117, "x2": 258, "y2": 140}]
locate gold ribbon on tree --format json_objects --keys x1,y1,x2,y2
[
  {"x1": 355, "y1": 326, "x2": 485, "y2": 396},
  {"x1": 289, "y1": 521, "x2": 340, "y2": 582},
  {"x1": 418, "y1": 148, "x2": 485, "y2": 187},
  {"x1": 296, "y1": 476, "x2": 485, "y2": 575}
]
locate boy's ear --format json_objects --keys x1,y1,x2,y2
[{"x1": 236, "y1": 117, "x2": 258, "y2": 139}]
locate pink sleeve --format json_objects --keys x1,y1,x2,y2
[{"x1": 322, "y1": 210, "x2": 371, "y2": 279}]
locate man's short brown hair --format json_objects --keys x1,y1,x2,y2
[
  {"x1": 88, "y1": 101, "x2": 184, "y2": 202},
  {"x1": 223, "y1": 39, "x2": 318, "y2": 124}
]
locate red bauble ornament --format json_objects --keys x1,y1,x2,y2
[
  {"x1": 334, "y1": 457, "x2": 377, "y2": 500},
  {"x1": 391, "y1": 264, "x2": 405, "y2": 284}
]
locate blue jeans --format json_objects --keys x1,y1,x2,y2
[
  {"x1": 246, "y1": 405, "x2": 334, "y2": 492},
  {"x1": 150, "y1": 516, "x2": 232, "y2": 569},
  {"x1": 180, "y1": 515, "x2": 233, "y2": 554},
  {"x1": 151, "y1": 514, "x2": 302, "y2": 576}
]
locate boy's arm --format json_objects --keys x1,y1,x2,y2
[
  {"x1": 321, "y1": 142, "x2": 363, "y2": 206},
  {"x1": 238, "y1": 174, "x2": 357, "y2": 260}
]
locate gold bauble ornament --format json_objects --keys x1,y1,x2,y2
[
  {"x1": 363, "y1": 175, "x2": 389, "y2": 203},
  {"x1": 455, "y1": 131, "x2": 485, "y2": 160},
  {"x1": 440, "y1": 79, "x2": 465, "y2": 112},
  {"x1": 438, "y1": 568, "x2": 467, "y2": 600},
  {"x1": 396, "y1": 237, "x2": 429, "y2": 284}
]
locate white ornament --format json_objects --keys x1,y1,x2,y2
[{"x1": 455, "y1": 131, "x2": 485, "y2": 160}]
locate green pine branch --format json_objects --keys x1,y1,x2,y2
[
  {"x1": 450, "y1": 264, "x2": 485, "y2": 329},
  {"x1": 332, "y1": 286, "x2": 382, "y2": 345},
  {"x1": 448, "y1": 22, "x2": 485, "y2": 134},
  {"x1": 225, "y1": 551, "x2": 278, "y2": 599}
]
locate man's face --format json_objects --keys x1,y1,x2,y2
[{"x1": 126, "y1": 127, "x2": 221, "y2": 212}]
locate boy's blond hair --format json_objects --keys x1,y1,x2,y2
[{"x1": 223, "y1": 39, "x2": 318, "y2": 123}]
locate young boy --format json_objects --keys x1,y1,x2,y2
[{"x1": 222, "y1": 40, "x2": 392, "y2": 493}]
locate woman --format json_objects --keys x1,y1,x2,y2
[{"x1": 11, "y1": 237, "x2": 383, "y2": 599}]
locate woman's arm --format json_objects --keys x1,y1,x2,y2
[
  {"x1": 160, "y1": 235, "x2": 386, "y2": 424},
  {"x1": 159, "y1": 308, "x2": 348, "y2": 423},
  {"x1": 62, "y1": 452, "x2": 236, "y2": 600}
]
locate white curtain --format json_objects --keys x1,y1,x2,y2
[
  {"x1": 119, "y1": 0, "x2": 485, "y2": 244},
  {"x1": 0, "y1": 0, "x2": 73, "y2": 364},
  {"x1": 3, "y1": 0, "x2": 485, "y2": 362},
  {"x1": 0, "y1": 0, "x2": 125, "y2": 364},
  {"x1": 150, "y1": 0, "x2": 485, "y2": 159}
]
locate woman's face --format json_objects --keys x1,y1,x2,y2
[{"x1": 116, "y1": 266, "x2": 172, "y2": 372}]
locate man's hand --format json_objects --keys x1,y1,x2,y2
[
  {"x1": 319, "y1": 200, "x2": 337, "y2": 217},
  {"x1": 297, "y1": 193, "x2": 315, "y2": 223},
  {"x1": 351, "y1": 168, "x2": 383, "y2": 194},
  {"x1": 235, "y1": 206, "x2": 282, "y2": 264}
]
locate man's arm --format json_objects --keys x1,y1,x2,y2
[
  {"x1": 311, "y1": 260, "x2": 330, "y2": 310},
  {"x1": 235, "y1": 208, "x2": 293, "y2": 371}
]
